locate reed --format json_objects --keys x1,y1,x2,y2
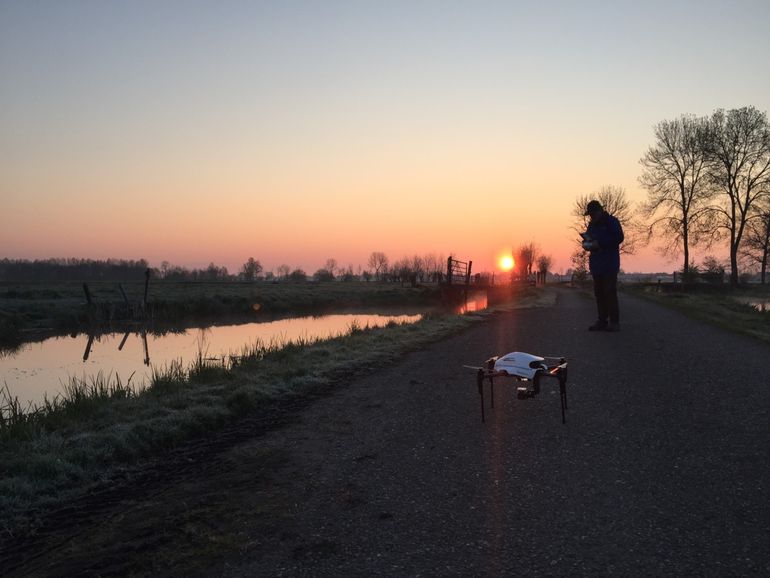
[{"x1": 0, "y1": 383, "x2": 33, "y2": 440}]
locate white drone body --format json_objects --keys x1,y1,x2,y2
[
  {"x1": 466, "y1": 352, "x2": 569, "y2": 422},
  {"x1": 492, "y1": 352, "x2": 548, "y2": 380}
]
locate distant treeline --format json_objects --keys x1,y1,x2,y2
[
  {"x1": 0, "y1": 258, "x2": 151, "y2": 282},
  {"x1": 1, "y1": 252, "x2": 503, "y2": 284}
]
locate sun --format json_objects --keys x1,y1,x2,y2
[{"x1": 499, "y1": 255, "x2": 514, "y2": 271}]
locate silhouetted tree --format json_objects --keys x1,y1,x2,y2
[
  {"x1": 240, "y1": 257, "x2": 263, "y2": 281},
  {"x1": 0, "y1": 258, "x2": 150, "y2": 282},
  {"x1": 700, "y1": 255, "x2": 726, "y2": 284},
  {"x1": 204, "y1": 262, "x2": 229, "y2": 281},
  {"x1": 422, "y1": 253, "x2": 446, "y2": 283},
  {"x1": 569, "y1": 249, "x2": 589, "y2": 283},
  {"x1": 573, "y1": 185, "x2": 639, "y2": 255},
  {"x1": 515, "y1": 243, "x2": 538, "y2": 281},
  {"x1": 313, "y1": 268, "x2": 334, "y2": 282},
  {"x1": 288, "y1": 268, "x2": 307, "y2": 282},
  {"x1": 340, "y1": 264, "x2": 356, "y2": 282},
  {"x1": 367, "y1": 252, "x2": 388, "y2": 281},
  {"x1": 536, "y1": 254, "x2": 553, "y2": 276},
  {"x1": 276, "y1": 264, "x2": 291, "y2": 280},
  {"x1": 639, "y1": 114, "x2": 715, "y2": 274},
  {"x1": 741, "y1": 199, "x2": 770, "y2": 283},
  {"x1": 324, "y1": 258, "x2": 338, "y2": 278},
  {"x1": 705, "y1": 106, "x2": 770, "y2": 286}
]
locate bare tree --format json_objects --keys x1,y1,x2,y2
[
  {"x1": 515, "y1": 243, "x2": 538, "y2": 281},
  {"x1": 204, "y1": 262, "x2": 229, "y2": 281},
  {"x1": 288, "y1": 268, "x2": 307, "y2": 282},
  {"x1": 422, "y1": 253, "x2": 438, "y2": 282},
  {"x1": 324, "y1": 258, "x2": 338, "y2": 278},
  {"x1": 705, "y1": 106, "x2": 770, "y2": 286},
  {"x1": 536, "y1": 254, "x2": 553, "y2": 275},
  {"x1": 573, "y1": 185, "x2": 639, "y2": 255},
  {"x1": 421, "y1": 253, "x2": 446, "y2": 283},
  {"x1": 276, "y1": 264, "x2": 290, "y2": 280},
  {"x1": 391, "y1": 257, "x2": 413, "y2": 286},
  {"x1": 367, "y1": 252, "x2": 388, "y2": 281},
  {"x1": 741, "y1": 198, "x2": 770, "y2": 283},
  {"x1": 639, "y1": 115, "x2": 715, "y2": 275},
  {"x1": 569, "y1": 248, "x2": 588, "y2": 283},
  {"x1": 410, "y1": 255, "x2": 425, "y2": 283},
  {"x1": 240, "y1": 257, "x2": 263, "y2": 282}
]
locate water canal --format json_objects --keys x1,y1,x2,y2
[
  {"x1": 733, "y1": 297, "x2": 770, "y2": 312},
  {"x1": 1, "y1": 311, "x2": 422, "y2": 408}
]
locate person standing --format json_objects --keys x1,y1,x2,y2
[{"x1": 582, "y1": 200, "x2": 624, "y2": 331}]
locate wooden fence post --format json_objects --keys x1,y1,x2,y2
[{"x1": 143, "y1": 268, "x2": 151, "y2": 307}]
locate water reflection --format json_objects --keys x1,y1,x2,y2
[
  {"x1": 457, "y1": 291, "x2": 488, "y2": 314},
  {"x1": 1, "y1": 312, "x2": 421, "y2": 408},
  {"x1": 734, "y1": 297, "x2": 770, "y2": 312}
]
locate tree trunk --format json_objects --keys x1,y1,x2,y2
[
  {"x1": 683, "y1": 226, "x2": 690, "y2": 277},
  {"x1": 730, "y1": 217, "x2": 739, "y2": 286},
  {"x1": 730, "y1": 246, "x2": 739, "y2": 286}
]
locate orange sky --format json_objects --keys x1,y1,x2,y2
[{"x1": 2, "y1": 2, "x2": 768, "y2": 275}]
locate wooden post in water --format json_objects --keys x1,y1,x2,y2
[
  {"x1": 83, "y1": 334, "x2": 94, "y2": 361},
  {"x1": 118, "y1": 331, "x2": 130, "y2": 351},
  {"x1": 142, "y1": 330, "x2": 150, "y2": 365}
]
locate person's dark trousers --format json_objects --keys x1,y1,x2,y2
[{"x1": 592, "y1": 273, "x2": 619, "y2": 325}]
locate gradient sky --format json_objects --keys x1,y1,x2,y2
[{"x1": 2, "y1": 0, "x2": 770, "y2": 274}]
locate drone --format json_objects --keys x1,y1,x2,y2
[{"x1": 464, "y1": 352, "x2": 569, "y2": 423}]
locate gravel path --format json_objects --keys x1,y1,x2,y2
[
  {"x1": 227, "y1": 287, "x2": 770, "y2": 576},
  {"x1": 6, "y1": 287, "x2": 769, "y2": 576}
]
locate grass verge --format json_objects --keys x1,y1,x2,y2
[
  {"x1": 626, "y1": 284, "x2": 770, "y2": 343},
  {"x1": 0, "y1": 287, "x2": 551, "y2": 540}
]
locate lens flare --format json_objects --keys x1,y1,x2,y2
[{"x1": 499, "y1": 256, "x2": 514, "y2": 271}]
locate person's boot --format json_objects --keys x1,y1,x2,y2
[
  {"x1": 605, "y1": 322, "x2": 620, "y2": 332},
  {"x1": 588, "y1": 320, "x2": 607, "y2": 331}
]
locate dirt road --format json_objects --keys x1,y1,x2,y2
[{"x1": 5, "y1": 288, "x2": 770, "y2": 576}]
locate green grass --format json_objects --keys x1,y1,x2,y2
[
  {"x1": 0, "y1": 286, "x2": 552, "y2": 538},
  {"x1": 626, "y1": 283, "x2": 770, "y2": 343}
]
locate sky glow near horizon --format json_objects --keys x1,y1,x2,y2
[{"x1": 2, "y1": 1, "x2": 770, "y2": 274}]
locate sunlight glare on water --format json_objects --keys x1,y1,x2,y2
[
  {"x1": 733, "y1": 297, "x2": 770, "y2": 313},
  {"x1": 456, "y1": 291, "x2": 488, "y2": 314}
]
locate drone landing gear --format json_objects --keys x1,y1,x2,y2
[{"x1": 469, "y1": 361, "x2": 568, "y2": 424}]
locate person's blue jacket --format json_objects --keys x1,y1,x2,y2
[{"x1": 586, "y1": 213, "x2": 624, "y2": 276}]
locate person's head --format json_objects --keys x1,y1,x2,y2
[{"x1": 584, "y1": 200, "x2": 604, "y2": 222}]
